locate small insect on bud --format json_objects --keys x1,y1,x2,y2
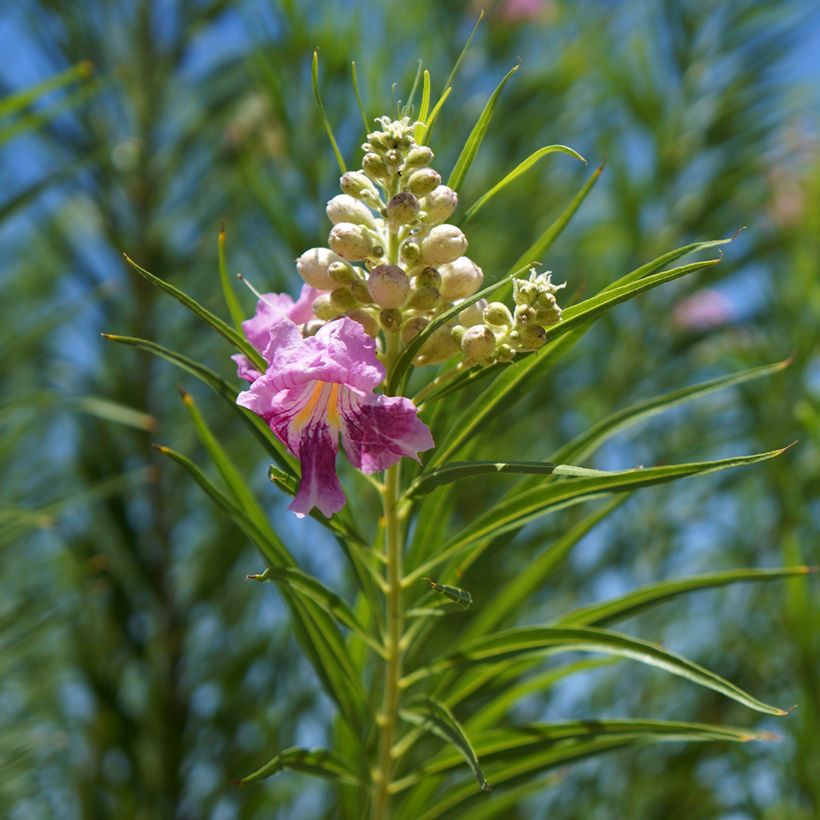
[
  {"x1": 414, "y1": 266, "x2": 441, "y2": 289},
  {"x1": 326, "y1": 194, "x2": 377, "y2": 228},
  {"x1": 400, "y1": 315, "x2": 429, "y2": 344},
  {"x1": 516, "y1": 323, "x2": 547, "y2": 351},
  {"x1": 406, "y1": 168, "x2": 441, "y2": 197},
  {"x1": 401, "y1": 240, "x2": 421, "y2": 265},
  {"x1": 421, "y1": 224, "x2": 468, "y2": 266},
  {"x1": 403, "y1": 145, "x2": 434, "y2": 172},
  {"x1": 379, "y1": 307, "x2": 403, "y2": 331},
  {"x1": 330, "y1": 287, "x2": 358, "y2": 311},
  {"x1": 340, "y1": 170, "x2": 381, "y2": 203},
  {"x1": 312, "y1": 293, "x2": 342, "y2": 321},
  {"x1": 328, "y1": 223, "x2": 374, "y2": 261},
  {"x1": 437, "y1": 256, "x2": 483, "y2": 300},
  {"x1": 483, "y1": 301, "x2": 513, "y2": 327},
  {"x1": 414, "y1": 324, "x2": 459, "y2": 365},
  {"x1": 456, "y1": 298, "x2": 488, "y2": 328},
  {"x1": 346, "y1": 308, "x2": 380, "y2": 337},
  {"x1": 368, "y1": 264, "x2": 410, "y2": 308},
  {"x1": 362, "y1": 152, "x2": 387, "y2": 180},
  {"x1": 406, "y1": 286, "x2": 440, "y2": 311},
  {"x1": 297, "y1": 247, "x2": 345, "y2": 290},
  {"x1": 461, "y1": 325, "x2": 497, "y2": 364},
  {"x1": 387, "y1": 192, "x2": 420, "y2": 225},
  {"x1": 421, "y1": 185, "x2": 458, "y2": 225},
  {"x1": 327, "y1": 261, "x2": 356, "y2": 286}
]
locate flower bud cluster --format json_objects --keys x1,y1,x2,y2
[{"x1": 289, "y1": 115, "x2": 564, "y2": 368}]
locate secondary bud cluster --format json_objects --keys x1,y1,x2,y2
[{"x1": 288, "y1": 115, "x2": 564, "y2": 369}]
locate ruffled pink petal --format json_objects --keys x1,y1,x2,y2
[
  {"x1": 340, "y1": 391, "x2": 434, "y2": 474},
  {"x1": 231, "y1": 353, "x2": 263, "y2": 384},
  {"x1": 289, "y1": 423, "x2": 346, "y2": 518},
  {"x1": 288, "y1": 284, "x2": 320, "y2": 325},
  {"x1": 242, "y1": 293, "x2": 296, "y2": 354}
]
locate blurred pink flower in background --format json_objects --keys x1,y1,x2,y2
[{"x1": 672, "y1": 288, "x2": 735, "y2": 332}]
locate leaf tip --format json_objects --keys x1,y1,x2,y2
[
  {"x1": 151, "y1": 443, "x2": 171, "y2": 455},
  {"x1": 729, "y1": 225, "x2": 747, "y2": 242},
  {"x1": 778, "y1": 441, "x2": 799, "y2": 455},
  {"x1": 178, "y1": 385, "x2": 192, "y2": 405}
]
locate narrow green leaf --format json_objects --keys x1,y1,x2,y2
[
  {"x1": 464, "y1": 145, "x2": 587, "y2": 222},
  {"x1": 121, "y1": 253, "x2": 266, "y2": 372},
  {"x1": 234, "y1": 746, "x2": 361, "y2": 787},
  {"x1": 413, "y1": 70, "x2": 432, "y2": 143},
  {"x1": 417, "y1": 86, "x2": 451, "y2": 146},
  {"x1": 312, "y1": 49, "x2": 346, "y2": 174},
  {"x1": 401, "y1": 625, "x2": 788, "y2": 715},
  {"x1": 351, "y1": 60, "x2": 369, "y2": 134},
  {"x1": 441, "y1": 11, "x2": 484, "y2": 99},
  {"x1": 447, "y1": 64, "x2": 519, "y2": 192},
  {"x1": 218, "y1": 225, "x2": 245, "y2": 332},
  {"x1": 399, "y1": 698, "x2": 490, "y2": 792},
  {"x1": 556, "y1": 567, "x2": 817, "y2": 627},
  {"x1": 0, "y1": 60, "x2": 93, "y2": 117},
  {"x1": 406, "y1": 448, "x2": 787, "y2": 582},
  {"x1": 402, "y1": 60, "x2": 424, "y2": 117},
  {"x1": 71, "y1": 396, "x2": 155, "y2": 431}
]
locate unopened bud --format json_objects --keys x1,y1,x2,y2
[
  {"x1": 514, "y1": 305, "x2": 536, "y2": 326},
  {"x1": 379, "y1": 307, "x2": 403, "y2": 331},
  {"x1": 326, "y1": 194, "x2": 377, "y2": 228},
  {"x1": 312, "y1": 293, "x2": 342, "y2": 321},
  {"x1": 535, "y1": 300, "x2": 562, "y2": 326},
  {"x1": 330, "y1": 287, "x2": 358, "y2": 311},
  {"x1": 401, "y1": 240, "x2": 421, "y2": 265},
  {"x1": 415, "y1": 324, "x2": 459, "y2": 365},
  {"x1": 516, "y1": 323, "x2": 547, "y2": 351},
  {"x1": 346, "y1": 308, "x2": 380, "y2": 337},
  {"x1": 384, "y1": 149, "x2": 402, "y2": 169},
  {"x1": 495, "y1": 343, "x2": 515, "y2": 362},
  {"x1": 297, "y1": 247, "x2": 345, "y2": 290},
  {"x1": 387, "y1": 192, "x2": 419, "y2": 225},
  {"x1": 362, "y1": 152, "x2": 387, "y2": 180},
  {"x1": 304, "y1": 319, "x2": 325, "y2": 337},
  {"x1": 513, "y1": 280, "x2": 537, "y2": 307},
  {"x1": 484, "y1": 301, "x2": 513, "y2": 327},
  {"x1": 350, "y1": 280, "x2": 371, "y2": 303},
  {"x1": 403, "y1": 145, "x2": 434, "y2": 172},
  {"x1": 368, "y1": 264, "x2": 410, "y2": 308},
  {"x1": 407, "y1": 168, "x2": 441, "y2": 197},
  {"x1": 400, "y1": 316, "x2": 429, "y2": 344},
  {"x1": 340, "y1": 171, "x2": 380, "y2": 203},
  {"x1": 421, "y1": 224, "x2": 468, "y2": 266},
  {"x1": 461, "y1": 325, "x2": 496, "y2": 364},
  {"x1": 437, "y1": 256, "x2": 483, "y2": 300},
  {"x1": 406, "y1": 286, "x2": 440, "y2": 311},
  {"x1": 329, "y1": 223, "x2": 374, "y2": 261},
  {"x1": 421, "y1": 185, "x2": 458, "y2": 224},
  {"x1": 450, "y1": 325, "x2": 465, "y2": 345},
  {"x1": 328, "y1": 261, "x2": 356, "y2": 285},
  {"x1": 414, "y1": 266, "x2": 441, "y2": 289},
  {"x1": 458, "y1": 298, "x2": 488, "y2": 327}
]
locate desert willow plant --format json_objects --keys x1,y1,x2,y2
[{"x1": 105, "y1": 69, "x2": 810, "y2": 819}]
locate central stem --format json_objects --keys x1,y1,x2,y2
[{"x1": 371, "y1": 461, "x2": 403, "y2": 819}]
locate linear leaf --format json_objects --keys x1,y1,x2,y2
[
  {"x1": 312, "y1": 49, "x2": 346, "y2": 173},
  {"x1": 407, "y1": 448, "x2": 786, "y2": 582},
  {"x1": 218, "y1": 225, "x2": 245, "y2": 331},
  {"x1": 417, "y1": 86, "x2": 451, "y2": 146},
  {"x1": 401, "y1": 625, "x2": 788, "y2": 715},
  {"x1": 0, "y1": 60, "x2": 93, "y2": 117},
  {"x1": 121, "y1": 253, "x2": 266, "y2": 372},
  {"x1": 413, "y1": 69, "x2": 431, "y2": 142},
  {"x1": 351, "y1": 60, "x2": 369, "y2": 134},
  {"x1": 400, "y1": 697, "x2": 490, "y2": 792},
  {"x1": 441, "y1": 11, "x2": 484, "y2": 96},
  {"x1": 464, "y1": 145, "x2": 587, "y2": 222},
  {"x1": 234, "y1": 746, "x2": 361, "y2": 787},
  {"x1": 447, "y1": 64, "x2": 519, "y2": 192},
  {"x1": 557, "y1": 567, "x2": 816, "y2": 627}
]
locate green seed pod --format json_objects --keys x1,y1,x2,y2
[
  {"x1": 483, "y1": 301, "x2": 513, "y2": 327},
  {"x1": 421, "y1": 185, "x2": 458, "y2": 225},
  {"x1": 313, "y1": 293, "x2": 342, "y2": 321},
  {"x1": 368, "y1": 264, "x2": 410, "y2": 308},
  {"x1": 387, "y1": 192, "x2": 420, "y2": 225},
  {"x1": 516, "y1": 323, "x2": 547, "y2": 351},
  {"x1": 421, "y1": 224, "x2": 468, "y2": 266},
  {"x1": 414, "y1": 266, "x2": 441, "y2": 289},
  {"x1": 461, "y1": 325, "x2": 497, "y2": 364},
  {"x1": 405, "y1": 286, "x2": 440, "y2": 311},
  {"x1": 297, "y1": 247, "x2": 345, "y2": 290},
  {"x1": 328, "y1": 223, "x2": 374, "y2": 261},
  {"x1": 326, "y1": 194, "x2": 377, "y2": 228},
  {"x1": 407, "y1": 168, "x2": 441, "y2": 197},
  {"x1": 328, "y1": 260, "x2": 356, "y2": 286},
  {"x1": 330, "y1": 287, "x2": 358, "y2": 311},
  {"x1": 400, "y1": 315, "x2": 429, "y2": 344},
  {"x1": 437, "y1": 256, "x2": 483, "y2": 300},
  {"x1": 346, "y1": 308, "x2": 380, "y2": 338},
  {"x1": 379, "y1": 307, "x2": 403, "y2": 331}
]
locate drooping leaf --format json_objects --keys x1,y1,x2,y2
[
  {"x1": 234, "y1": 746, "x2": 361, "y2": 787},
  {"x1": 218, "y1": 225, "x2": 245, "y2": 332}
]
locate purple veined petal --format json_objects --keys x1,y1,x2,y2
[
  {"x1": 289, "y1": 422, "x2": 346, "y2": 518},
  {"x1": 339, "y1": 389, "x2": 434, "y2": 474}
]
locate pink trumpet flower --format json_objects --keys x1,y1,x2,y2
[
  {"x1": 232, "y1": 284, "x2": 320, "y2": 382},
  {"x1": 237, "y1": 317, "x2": 434, "y2": 518}
]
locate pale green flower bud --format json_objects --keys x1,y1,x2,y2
[
  {"x1": 384, "y1": 149, "x2": 403, "y2": 170},
  {"x1": 368, "y1": 264, "x2": 410, "y2": 308},
  {"x1": 437, "y1": 255, "x2": 483, "y2": 300},
  {"x1": 414, "y1": 324, "x2": 459, "y2": 365},
  {"x1": 350, "y1": 280, "x2": 371, "y2": 303},
  {"x1": 326, "y1": 194, "x2": 377, "y2": 228},
  {"x1": 379, "y1": 307, "x2": 403, "y2": 331},
  {"x1": 421, "y1": 224, "x2": 468, "y2": 266},
  {"x1": 513, "y1": 279, "x2": 537, "y2": 307},
  {"x1": 535, "y1": 296, "x2": 562, "y2": 326},
  {"x1": 313, "y1": 293, "x2": 342, "y2": 321},
  {"x1": 461, "y1": 325, "x2": 496, "y2": 364},
  {"x1": 414, "y1": 266, "x2": 441, "y2": 289},
  {"x1": 495, "y1": 343, "x2": 515, "y2": 362},
  {"x1": 407, "y1": 168, "x2": 441, "y2": 197},
  {"x1": 450, "y1": 324, "x2": 465, "y2": 345},
  {"x1": 403, "y1": 145, "x2": 434, "y2": 172},
  {"x1": 514, "y1": 304, "x2": 537, "y2": 325},
  {"x1": 406, "y1": 286, "x2": 439, "y2": 311},
  {"x1": 400, "y1": 315, "x2": 429, "y2": 344},
  {"x1": 330, "y1": 287, "x2": 358, "y2": 311},
  {"x1": 458, "y1": 298, "x2": 488, "y2": 327},
  {"x1": 328, "y1": 260, "x2": 356, "y2": 285},
  {"x1": 516, "y1": 323, "x2": 547, "y2": 351},
  {"x1": 340, "y1": 170, "x2": 380, "y2": 203},
  {"x1": 421, "y1": 185, "x2": 458, "y2": 224},
  {"x1": 363, "y1": 152, "x2": 387, "y2": 180},
  {"x1": 303, "y1": 319, "x2": 325, "y2": 337},
  {"x1": 329, "y1": 222, "x2": 374, "y2": 261},
  {"x1": 484, "y1": 301, "x2": 513, "y2": 327},
  {"x1": 346, "y1": 308, "x2": 380, "y2": 337},
  {"x1": 387, "y1": 192, "x2": 419, "y2": 225},
  {"x1": 401, "y1": 240, "x2": 421, "y2": 266},
  {"x1": 297, "y1": 247, "x2": 345, "y2": 290}
]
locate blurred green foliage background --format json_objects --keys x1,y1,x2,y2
[{"x1": 1, "y1": 0, "x2": 817, "y2": 817}]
